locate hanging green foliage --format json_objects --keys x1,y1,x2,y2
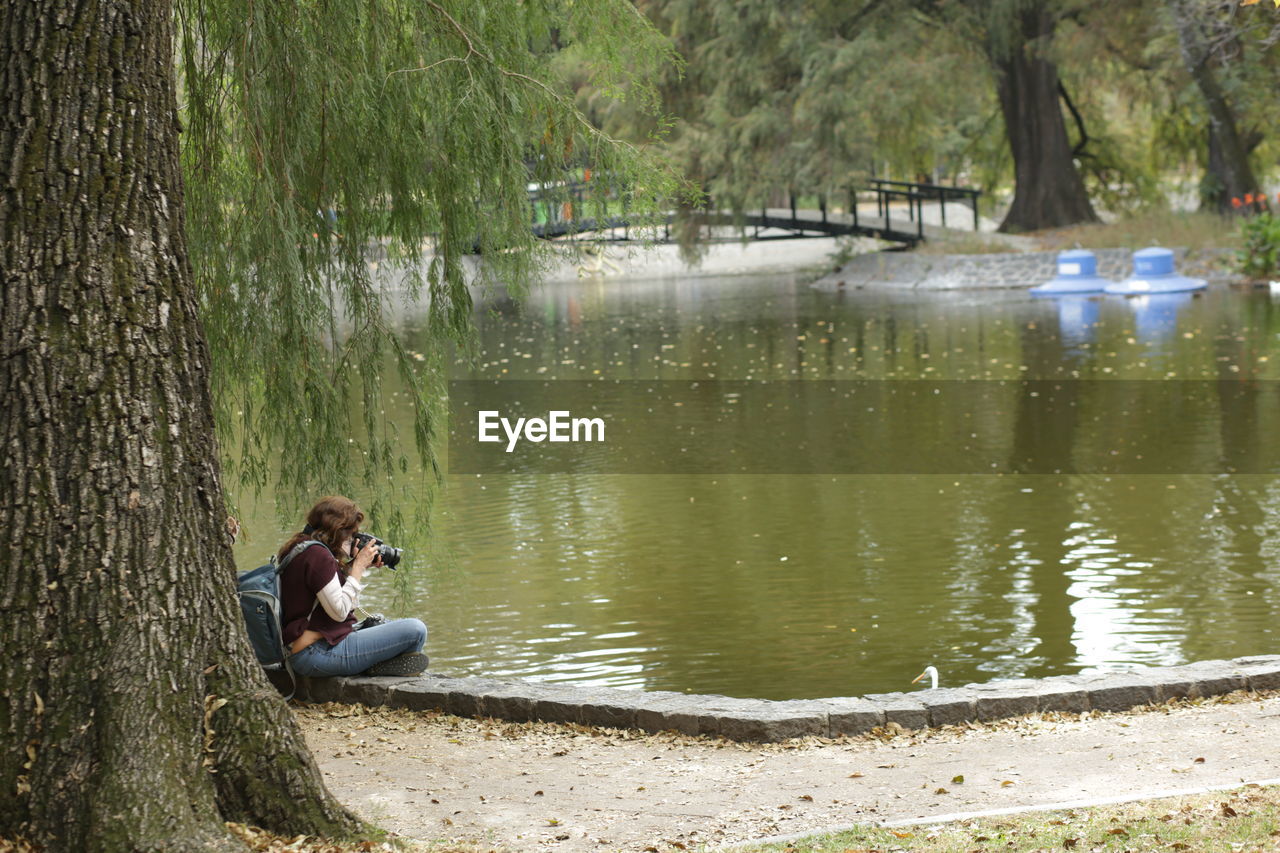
[{"x1": 174, "y1": 0, "x2": 685, "y2": 526}]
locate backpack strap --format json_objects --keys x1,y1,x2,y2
[
  {"x1": 276, "y1": 539, "x2": 326, "y2": 571},
  {"x1": 272, "y1": 539, "x2": 325, "y2": 701}
]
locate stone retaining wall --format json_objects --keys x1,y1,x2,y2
[
  {"x1": 276, "y1": 655, "x2": 1280, "y2": 743},
  {"x1": 810, "y1": 247, "x2": 1235, "y2": 291}
]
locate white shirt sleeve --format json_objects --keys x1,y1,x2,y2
[{"x1": 315, "y1": 573, "x2": 364, "y2": 621}]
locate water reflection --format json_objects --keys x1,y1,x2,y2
[
  {"x1": 233, "y1": 272, "x2": 1280, "y2": 699},
  {"x1": 1054, "y1": 296, "x2": 1100, "y2": 352},
  {"x1": 1127, "y1": 293, "x2": 1195, "y2": 347}
]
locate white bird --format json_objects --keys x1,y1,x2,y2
[{"x1": 912, "y1": 665, "x2": 938, "y2": 689}]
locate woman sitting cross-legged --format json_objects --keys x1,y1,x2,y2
[{"x1": 279, "y1": 495, "x2": 428, "y2": 678}]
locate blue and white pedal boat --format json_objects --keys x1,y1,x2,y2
[
  {"x1": 1104, "y1": 247, "x2": 1206, "y2": 295},
  {"x1": 1030, "y1": 249, "x2": 1112, "y2": 295}
]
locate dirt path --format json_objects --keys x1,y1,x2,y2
[{"x1": 297, "y1": 692, "x2": 1280, "y2": 852}]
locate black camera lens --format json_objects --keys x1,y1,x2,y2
[
  {"x1": 377, "y1": 544, "x2": 402, "y2": 570},
  {"x1": 353, "y1": 533, "x2": 403, "y2": 571}
]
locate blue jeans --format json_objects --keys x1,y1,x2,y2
[{"x1": 290, "y1": 618, "x2": 427, "y2": 677}]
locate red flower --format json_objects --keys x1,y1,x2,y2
[
  {"x1": 1245, "y1": 193, "x2": 1255, "y2": 205},
  {"x1": 1232, "y1": 197, "x2": 1243, "y2": 208}
]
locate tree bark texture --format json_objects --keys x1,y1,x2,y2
[
  {"x1": 1170, "y1": 1, "x2": 1260, "y2": 213},
  {"x1": 989, "y1": 2, "x2": 1099, "y2": 233},
  {"x1": 1, "y1": 1, "x2": 362, "y2": 849}
]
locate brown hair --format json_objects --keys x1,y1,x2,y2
[{"x1": 276, "y1": 495, "x2": 365, "y2": 564}]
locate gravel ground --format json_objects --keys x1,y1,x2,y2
[{"x1": 297, "y1": 690, "x2": 1280, "y2": 852}]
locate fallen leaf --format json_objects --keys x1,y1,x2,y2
[
  {"x1": 1222, "y1": 803, "x2": 1238, "y2": 817},
  {"x1": 1064, "y1": 838, "x2": 1078, "y2": 849},
  {"x1": 1001, "y1": 780, "x2": 1015, "y2": 787},
  {"x1": 1194, "y1": 757, "x2": 1205, "y2": 764},
  {"x1": 1106, "y1": 827, "x2": 1128, "y2": 836},
  {"x1": 848, "y1": 772, "x2": 865, "y2": 778},
  {"x1": 798, "y1": 795, "x2": 813, "y2": 802},
  {"x1": 951, "y1": 774, "x2": 964, "y2": 784},
  {"x1": 934, "y1": 787, "x2": 949, "y2": 795},
  {"x1": 892, "y1": 831, "x2": 913, "y2": 838}
]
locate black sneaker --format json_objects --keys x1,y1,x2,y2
[{"x1": 364, "y1": 652, "x2": 429, "y2": 677}]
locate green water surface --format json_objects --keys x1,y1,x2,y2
[{"x1": 234, "y1": 271, "x2": 1280, "y2": 699}]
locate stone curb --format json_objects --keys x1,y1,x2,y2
[{"x1": 271, "y1": 655, "x2": 1280, "y2": 744}]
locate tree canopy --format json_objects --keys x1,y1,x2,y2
[{"x1": 588, "y1": 0, "x2": 1279, "y2": 230}]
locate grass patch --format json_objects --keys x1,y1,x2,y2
[
  {"x1": 1031, "y1": 209, "x2": 1242, "y2": 252},
  {"x1": 738, "y1": 785, "x2": 1280, "y2": 852}
]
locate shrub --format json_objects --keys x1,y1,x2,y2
[{"x1": 1237, "y1": 211, "x2": 1280, "y2": 280}]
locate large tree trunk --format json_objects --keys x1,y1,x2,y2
[
  {"x1": 1170, "y1": 0, "x2": 1260, "y2": 213},
  {"x1": 1, "y1": 1, "x2": 363, "y2": 849},
  {"x1": 989, "y1": 2, "x2": 1099, "y2": 233}
]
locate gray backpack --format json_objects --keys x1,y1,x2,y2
[{"x1": 236, "y1": 540, "x2": 322, "y2": 698}]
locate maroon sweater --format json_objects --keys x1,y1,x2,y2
[{"x1": 280, "y1": 543, "x2": 357, "y2": 646}]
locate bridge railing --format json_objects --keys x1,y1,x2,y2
[
  {"x1": 525, "y1": 177, "x2": 980, "y2": 245},
  {"x1": 867, "y1": 179, "x2": 981, "y2": 231}
]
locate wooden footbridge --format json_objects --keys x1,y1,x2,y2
[{"x1": 530, "y1": 178, "x2": 982, "y2": 248}]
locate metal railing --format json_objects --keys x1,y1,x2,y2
[
  {"x1": 868, "y1": 178, "x2": 981, "y2": 232},
  {"x1": 524, "y1": 177, "x2": 981, "y2": 246}
]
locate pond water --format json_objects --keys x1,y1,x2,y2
[{"x1": 233, "y1": 267, "x2": 1280, "y2": 700}]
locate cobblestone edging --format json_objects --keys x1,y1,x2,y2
[
  {"x1": 279, "y1": 655, "x2": 1280, "y2": 743},
  {"x1": 809, "y1": 247, "x2": 1235, "y2": 291}
]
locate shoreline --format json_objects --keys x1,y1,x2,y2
[
  {"x1": 277, "y1": 653, "x2": 1280, "y2": 743},
  {"x1": 532, "y1": 238, "x2": 1239, "y2": 293},
  {"x1": 536, "y1": 234, "x2": 865, "y2": 283},
  {"x1": 809, "y1": 246, "x2": 1238, "y2": 291}
]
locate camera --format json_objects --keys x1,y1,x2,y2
[{"x1": 352, "y1": 532, "x2": 403, "y2": 570}]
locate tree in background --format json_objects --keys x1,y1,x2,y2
[
  {"x1": 0, "y1": 0, "x2": 677, "y2": 848},
  {"x1": 913, "y1": 0, "x2": 1100, "y2": 231},
  {"x1": 1056, "y1": 0, "x2": 1278, "y2": 216},
  {"x1": 603, "y1": 0, "x2": 1102, "y2": 233},
  {"x1": 607, "y1": 0, "x2": 992, "y2": 218},
  {"x1": 1167, "y1": 0, "x2": 1266, "y2": 212}
]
